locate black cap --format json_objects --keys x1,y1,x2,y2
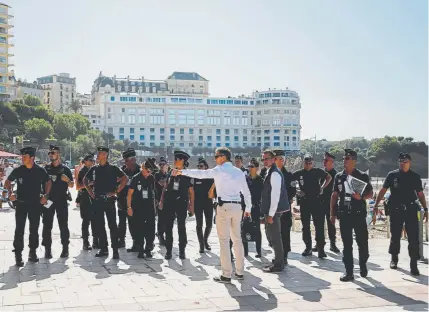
[
  {"x1": 344, "y1": 149, "x2": 357, "y2": 160},
  {"x1": 324, "y1": 151, "x2": 336, "y2": 160},
  {"x1": 143, "y1": 158, "x2": 157, "y2": 170},
  {"x1": 49, "y1": 144, "x2": 60, "y2": 152},
  {"x1": 97, "y1": 146, "x2": 109, "y2": 153},
  {"x1": 174, "y1": 150, "x2": 190, "y2": 160},
  {"x1": 249, "y1": 158, "x2": 260, "y2": 167},
  {"x1": 159, "y1": 156, "x2": 167, "y2": 164},
  {"x1": 273, "y1": 149, "x2": 285, "y2": 157},
  {"x1": 83, "y1": 153, "x2": 94, "y2": 161},
  {"x1": 20, "y1": 147, "x2": 36, "y2": 157},
  {"x1": 235, "y1": 155, "x2": 243, "y2": 160},
  {"x1": 304, "y1": 154, "x2": 313, "y2": 161},
  {"x1": 122, "y1": 148, "x2": 136, "y2": 159},
  {"x1": 198, "y1": 157, "x2": 208, "y2": 166},
  {"x1": 398, "y1": 152, "x2": 412, "y2": 162}
]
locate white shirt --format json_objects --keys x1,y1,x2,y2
[
  {"x1": 2, "y1": 166, "x2": 13, "y2": 183},
  {"x1": 268, "y1": 167, "x2": 282, "y2": 217},
  {"x1": 182, "y1": 162, "x2": 252, "y2": 213}
]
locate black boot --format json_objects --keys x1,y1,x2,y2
[
  {"x1": 340, "y1": 273, "x2": 354, "y2": 282},
  {"x1": 28, "y1": 250, "x2": 39, "y2": 263},
  {"x1": 204, "y1": 226, "x2": 212, "y2": 251},
  {"x1": 410, "y1": 260, "x2": 420, "y2": 276},
  {"x1": 83, "y1": 240, "x2": 92, "y2": 251},
  {"x1": 44, "y1": 247, "x2": 53, "y2": 259},
  {"x1": 92, "y1": 239, "x2": 100, "y2": 249},
  {"x1": 330, "y1": 242, "x2": 340, "y2": 253},
  {"x1": 112, "y1": 249, "x2": 119, "y2": 260},
  {"x1": 390, "y1": 255, "x2": 398, "y2": 269},
  {"x1": 137, "y1": 246, "x2": 145, "y2": 259},
  {"x1": 204, "y1": 240, "x2": 211, "y2": 251},
  {"x1": 126, "y1": 241, "x2": 139, "y2": 252},
  {"x1": 165, "y1": 251, "x2": 172, "y2": 260},
  {"x1": 15, "y1": 252, "x2": 24, "y2": 267},
  {"x1": 60, "y1": 246, "x2": 69, "y2": 258},
  {"x1": 312, "y1": 244, "x2": 318, "y2": 252},
  {"x1": 95, "y1": 248, "x2": 109, "y2": 257},
  {"x1": 118, "y1": 238, "x2": 126, "y2": 248},
  {"x1": 302, "y1": 247, "x2": 312, "y2": 257},
  {"x1": 318, "y1": 248, "x2": 327, "y2": 259},
  {"x1": 179, "y1": 247, "x2": 186, "y2": 259},
  {"x1": 158, "y1": 234, "x2": 166, "y2": 246},
  {"x1": 199, "y1": 242, "x2": 205, "y2": 253}
]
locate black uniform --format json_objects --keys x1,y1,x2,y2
[
  {"x1": 384, "y1": 169, "x2": 422, "y2": 262},
  {"x1": 163, "y1": 174, "x2": 193, "y2": 255},
  {"x1": 194, "y1": 177, "x2": 214, "y2": 251},
  {"x1": 292, "y1": 167, "x2": 327, "y2": 251},
  {"x1": 334, "y1": 168, "x2": 372, "y2": 276},
  {"x1": 78, "y1": 165, "x2": 97, "y2": 245},
  {"x1": 42, "y1": 163, "x2": 73, "y2": 249},
  {"x1": 85, "y1": 162, "x2": 125, "y2": 252},
  {"x1": 243, "y1": 174, "x2": 263, "y2": 256},
  {"x1": 8, "y1": 164, "x2": 49, "y2": 255},
  {"x1": 155, "y1": 170, "x2": 168, "y2": 241},
  {"x1": 321, "y1": 168, "x2": 337, "y2": 246},
  {"x1": 280, "y1": 167, "x2": 296, "y2": 258},
  {"x1": 117, "y1": 165, "x2": 140, "y2": 245}
]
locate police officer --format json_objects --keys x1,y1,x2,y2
[
  {"x1": 235, "y1": 155, "x2": 249, "y2": 175},
  {"x1": 273, "y1": 150, "x2": 296, "y2": 264},
  {"x1": 373, "y1": 152, "x2": 428, "y2": 276},
  {"x1": 292, "y1": 154, "x2": 332, "y2": 258},
  {"x1": 316, "y1": 152, "x2": 340, "y2": 253},
  {"x1": 193, "y1": 157, "x2": 214, "y2": 253},
  {"x1": 83, "y1": 146, "x2": 128, "y2": 259},
  {"x1": 154, "y1": 157, "x2": 169, "y2": 245},
  {"x1": 2, "y1": 147, "x2": 51, "y2": 266},
  {"x1": 117, "y1": 148, "x2": 140, "y2": 251},
  {"x1": 159, "y1": 151, "x2": 194, "y2": 260},
  {"x1": 76, "y1": 153, "x2": 97, "y2": 250},
  {"x1": 330, "y1": 149, "x2": 373, "y2": 281},
  {"x1": 127, "y1": 159, "x2": 157, "y2": 258},
  {"x1": 42, "y1": 145, "x2": 74, "y2": 258}
]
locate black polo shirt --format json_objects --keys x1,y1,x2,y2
[
  {"x1": 7, "y1": 164, "x2": 50, "y2": 202},
  {"x1": 164, "y1": 174, "x2": 193, "y2": 205},
  {"x1": 85, "y1": 162, "x2": 125, "y2": 197},
  {"x1": 118, "y1": 165, "x2": 140, "y2": 199},
  {"x1": 78, "y1": 166, "x2": 91, "y2": 201},
  {"x1": 193, "y1": 178, "x2": 214, "y2": 202},
  {"x1": 292, "y1": 168, "x2": 328, "y2": 199},
  {"x1": 154, "y1": 171, "x2": 168, "y2": 201},
  {"x1": 383, "y1": 169, "x2": 423, "y2": 205},
  {"x1": 321, "y1": 168, "x2": 337, "y2": 201},
  {"x1": 129, "y1": 173, "x2": 156, "y2": 208},
  {"x1": 45, "y1": 163, "x2": 73, "y2": 202}
]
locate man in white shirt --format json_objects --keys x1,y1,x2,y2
[
  {"x1": 172, "y1": 147, "x2": 251, "y2": 283},
  {"x1": 2, "y1": 160, "x2": 13, "y2": 186},
  {"x1": 261, "y1": 150, "x2": 290, "y2": 273}
]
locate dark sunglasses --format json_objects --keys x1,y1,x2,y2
[
  {"x1": 48, "y1": 151, "x2": 57, "y2": 155},
  {"x1": 343, "y1": 157, "x2": 351, "y2": 161},
  {"x1": 262, "y1": 157, "x2": 272, "y2": 161},
  {"x1": 214, "y1": 154, "x2": 225, "y2": 159},
  {"x1": 197, "y1": 165, "x2": 205, "y2": 168},
  {"x1": 304, "y1": 161, "x2": 313, "y2": 164},
  {"x1": 175, "y1": 156, "x2": 185, "y2": 161},
  {"x1": 248, "y1": 165, "x2": 256, "y2": 169},
  {"x1": 399, "y1": 160, "x2": 410, "y2": 164},
  {"x1": 159, "y1": 163, "x2": 166, "y2": 166}
]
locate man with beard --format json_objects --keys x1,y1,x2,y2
[
  {"x1": 127, "y1": 159, "x2": 158, "y2": 258},
  {"x1": 117, "y1": 148, "x2": 140, "y2": 251},
  {"x1": 2, "y1": 147, "x2": 51, "y2": 266},
  {"x1": 42, "y1": 145, "x2": 74, "y2": 259},
  {"x1": 76, "y1": 153, "x2": 97, "y2": 250},
  {"x1": 83, "y1": 146, "x2": 128, "y2": 259},
  {"x1": 154, "y1": 157, "x2": 168, "y2": 245}
]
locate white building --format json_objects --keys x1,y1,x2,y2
[
  {"x1": 13, "y1": 80, "x2": 44, "y2": 100},
  {"x1": 83, "y1": 72, "x2": 301, "y2": 153},
  {"x1": 37, "y1": 73, "x2": 76, "y2": 112}
]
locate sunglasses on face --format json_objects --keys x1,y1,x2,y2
[
  {"x1": 197, "y1": 165, "x2": 205, "y2": 168},
  {"x1": 214, "y1": 154, "x2": 225, "y2": 159},
  {"x1": 343, "y1": 157, "x2": 352, "y2": 161},
  {"x1": 262, "y1": 158, "x2": 272, "y2": 161},
  {"x1": 399, "y1": 160, "x2": 410, "y2": 164},
  {"x1": 159, "y1": 163, "x2": 166, "y2": 166},
  {"x1": 248, "y1": 165, "x2": 256, "y2": 169},
  {"x1": 48, "y1": 151, "x2": 57, "y2": 155},
  {"x1": 175, "y1": 156, "x2": 185, "y2": 161}
]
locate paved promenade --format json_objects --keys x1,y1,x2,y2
[{"x1": 0, "y1": 189, "x2": 427, "y2": 311}]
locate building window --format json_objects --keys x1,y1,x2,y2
[
  {"x1": 216, "y1": 136, "x2": 221, "y2": 141},
  {"x1": 160, "y1": 135, "x2": 165, "y2": 141},
  {"x1": 119, "y1": 128, "x2": 124, "y2": 134},
  {"x1": 130, "y1": 135, "x2": 135, "y2": 141},
  {"x1": 150, "y1": 128, "x2": 155, "y2": 133},
  {"x1": 140, "y1": 135, "x2": 145, "y2": 141},
  {"x1": 170, "y1": 128, "x2": 175, "y2": 134},
  {"x1": 207, "y1": 136, "x2": 212, "y2": 141},
  {"x1": 216, "y1": 129, "x2": 221, "y2": 134},
  {"x1": 180, "y1": 128, "x2": 184, "y2": 134},
  {"x1": 225, "y1": 136, "x2": 230, "y2": 141},
  {"x1": 189, "y1": 129, "x2": 194, "y2": 134},
  {"x1": 292, "y1": 130, "x2": 297, "y2": 134},
  {"x1": 225, "y1": 129, "x2": 230, "y2": 135},
  {"x1": 274, "y1": 136, "x2": 280, "y2": 141},
  {"x1": 130, "y1": 128, "x2": 135, "y2": 134},
  {"x1": 234, "y1": 136, "x2": 239, "y2": 142},
  {"x1": 243, "y1": 136, "x2": 247, "y2": 141},
  {"x1": 170, "y1": 135, "x2": 175, "y2": 141},
  {"x1": 119, "y1": 135, "x2": 124, "y2": 140},
  {"x1": 110, "y1": 96, "x2": 115, "y2": 101},
  {"x1": 150, "y1": 135, "x2": 155, "y2": 141},
  {"x1": 160, "y1": 128, "x2": 165, "y2": 134}
]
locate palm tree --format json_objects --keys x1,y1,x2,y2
[{"x1": 68, "y1": 100, "x2": 82, "y2": 113}]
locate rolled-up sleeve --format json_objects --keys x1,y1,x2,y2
[{"x1": 269, "y1": 172, "x2": 282, "y2": 216}]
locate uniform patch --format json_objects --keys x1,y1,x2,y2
[
  {"x1": 18, "y1": 178, "x2": 23, "y2": 184},
  {"x1": 51, "y1": 175, "x2": 57, "y2": 182},
  {"x1": 137, "y1": 185, "x2": 142, "y2": 191},
  {"x1": 393, "y1": 177, "x2": 399, "y2": 188},
  {"x1": 338, "y1": 184, "x2": 342, "y2": 192},
  {"x1": 299, "y1": 176, "x2": 304, "y2": 186}
]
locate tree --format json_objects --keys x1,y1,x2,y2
[
  {"x1": 101, "y1": 131, "x2": 115, "y2": 146},
  {"x1": 68, "y1": 99, "x2": 82, "y2": 113},
  {"x1": 53, "y1": 114, "x2": 77, "y2": 139},
  {"x1": 24, "y1": 118, "x2": 53, "y2": 143},
  {"x1": 23, "y1": 95, "x2": 42, "y2": 107},
  {"x1": 112, "y1": 140, "x2": 125, "y2": 151}
]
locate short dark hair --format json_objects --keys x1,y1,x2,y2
[
  {"x1": 263, "y1": 150, "x2": 275, "y2": 158},
  {"x1": 215, "y1": 147, "x2": 232, "y2": 161}
]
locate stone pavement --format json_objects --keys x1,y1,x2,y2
[{"x1": 0, "y1": 189, "x2": 427, "y2": 311}]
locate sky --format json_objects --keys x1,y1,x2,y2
[{"x1": 9, "y1": 0, "x2": 429, "y2": 142}]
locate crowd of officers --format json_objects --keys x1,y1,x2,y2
[{"x1": 1, "y1": 144, "x2": 427, "y2": 282}]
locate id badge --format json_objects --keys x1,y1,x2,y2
[
  {"x1": 142, "y1": 189, "x2": 148, "y2": 199},
  {"x1": 344, "y1": 196, "x2": 351, "y2": 205},
  {"x1": 173, "y1": 182, "x2": 179, "y2": 191},
  {"x1": 127, "y1": 178, "x2": 132, "y2": 186}
]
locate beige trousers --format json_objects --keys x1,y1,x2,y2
[{"x1": 215, "y1": 203, "x2": 244, "y2": 278}]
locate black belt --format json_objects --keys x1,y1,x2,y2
[{"x1": 221, "y1": 201, "x2": 241, "y2": 204}]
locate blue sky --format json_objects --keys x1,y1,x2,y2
[{"x1": 9, "y1": 0, "x2": 428, "y2": 142}]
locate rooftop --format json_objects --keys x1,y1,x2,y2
[{"x1": 167, "y1": 71, "x2": 208, "y2": 81}]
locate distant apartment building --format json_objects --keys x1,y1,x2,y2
[
  {"x1": 37, "y1": 73, "x2": 76, "y2": 112},
  {"x1": 0, "y1": 2, "x2": 14, "y2": 101},
  {"x1": 13, "y1": 80, "x2": 44, "y2": 101}
]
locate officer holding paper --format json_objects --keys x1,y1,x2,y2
[{"x1": 330, "y1": 149, "x2": 373, "y2": 282}]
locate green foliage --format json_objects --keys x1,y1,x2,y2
[
  {"x1": 23, "y1": 118, "x2": 54, "y2": 143},
  {"x1": 68, "y1": 99, "x2": 82, "y2": 113},
  {"x1": 53, "y1": 113, "x2": 90, "y2": 140},
  {"x1": 112, "y1": 140, "x2": 125, "y2": 151}
]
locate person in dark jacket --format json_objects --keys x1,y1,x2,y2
[{"x1": 243, "y1": 158, "x2": 263, "y2": 257}]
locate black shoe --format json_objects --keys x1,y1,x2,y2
[
  {"x1": 92, "y1": 241, "x2": 100, "y2": 249},
  {"x1": 118, "y1": 239, "x2": 126, "y2": 248},
  {"x1": 145, "y1": 251, "x2": 153, "y2": 258},
  {"x1": 28, "y1": 250, "x2": 39, "y2": 263},
  {"x1": 284, "y1": 258, "x2": 288, "y2": 266},
  {"x1": 255, "y1": 253, "x2": 262, "y2": 258},
  {"x1": 112, "y1": 250, "x2": 119, "y2": 260},
  {"x1": 60, "y1": 247, "x2": 69, "y2": 258},
  {"x1": 126, "y1": 245, "x2": 139, "y2": 253},
  {"x1": 199, "y1": 243, "x2": 205, "y2": 254},
  {"x1": 15, "y1": 253, "x2": 24, "y2": 267},
  {"x1": 330, "y1": 243, "x2": 340, "y2": 253},
  {"x1": 44, "y1": 248, "x2": 53, "y2": 259},
  {"x1": 213, "y1": 275, "x2": 231, "y2": 283},
  {"x1": 83, "y1": 241, "x2": 92, "y2": 251},
  {"x1": 312, "y1": 245, "x2": 318, "y2": 252},
  {"x1": 390, "y1": 261, "x2": 398, "y2": 269},
  {"x1": 302, "y1": 248, "x2": 312, "y2": 257},
  {"x1": 137, "y1": 250, "x2": 145, "y2": 259},
  {"x1": 340, "y1": 274, "x2": 354, "y2": 282},
  {"x1": 360, "y1": 264, "x2": 368, "y2": 278},
  {"x1": 234, "y1": 273, "x2": 244, "y2": 280},
  {"x1": 159, "y1": 236, "x2": 166, "y2": 246},
  {"x1": 410, "y1": 260, "x2": 420, "y2": 276},
  {"x1": 318, "y1": 249, "x2": 327, "y2": 259},
  {"x1": 95, "y1": 249, "x2": 109, "y2": 258},
  {"x1": 204, "y1": 240, "x2": 211, "y2": 251},
  {"x1": 179, "y1": 250, "x2": 186, "y2": 259},
  {"x1": 263, "y1": 265, "x2": 283, "y2": 273},
  {"x1": 165, "y1": 253, "x2": 172, "y2": 260}
]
